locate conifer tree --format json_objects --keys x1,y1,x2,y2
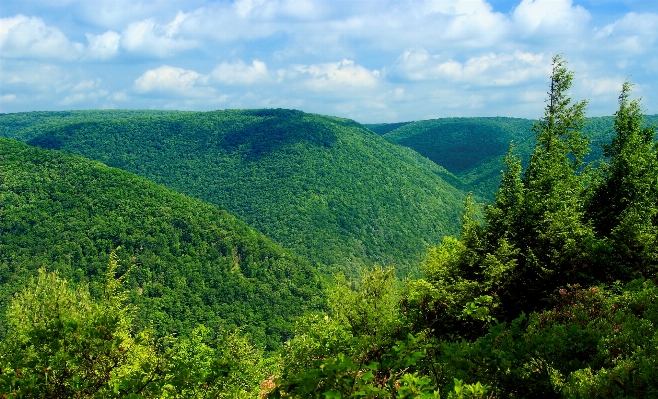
[
  {"x1": 414, "y1": 55, "x2": 597, "y2": 328},
  {"x1": 588, "y1": 81, "x2": 658, "y2": 279},
  {"x1": 495, "y1": 54, "x2": 596, "y2": 314}
]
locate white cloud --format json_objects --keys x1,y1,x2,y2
[
  {"x1": 581, "y1": 77, "x2": 626, "y2": 96},
  {"x1": 133, "y1": 65, "x2": 212, "y2": 97},
  {"x1": 72, "y1": 79, "x2": 101, "y2": 92},
  {"x1": 0, "y1": 14, "x2": 84, "y2": 60},
  {"x1": 391, "y1": 50, "x2": 548, "y2": 86},
  {"x1": 233, "y1": 0, "x2": 321, "y2": 20},
  {"x1": 109, "y1": 91, "x2": 130, "y2": 102},
  {"x1": 1, "y1": 63, "x2": 72, "y2": 91},
  {"x1": 211, "y1": 60, "x2": 270, "y2": 85},
  {"x1": 179, "y1": 4, "x2": 278, "y2": 42},
  {"x1": 595, "y1": 12, "x2": 658, "y2": 54},
  {"x1": 512, "y1": 0, "x2": 590, "y2": 38},
  {"x1": 76, "y1": 0, "x2": 187, "y2": 29},
  {"x1": 59, "y1": 89, "x2": 109, "y2": 106},
  {"x1": 421, "y1": 0, "x2": 510, "y2": 47},
  {"x1": 294, "y1": 59, "x2": 380, "y2": 91},
  {"x1": 85, "y1": 31, "x2": 120, "y2": 60},
  {"x1": 1, "y1": 94, "x2": 17, "y2": 103},
  {"x1": 122, "y1": 13, "x2": 197, "y2": 57}
]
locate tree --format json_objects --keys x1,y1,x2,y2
[
  {"x1": 0, "y1": 254, "x2": 157, "y2": 397},
  {"x1": 495, "y1": 54, "x2": 596, "y2": 315},
  {"x1": 407, "y1": 55, "x2": 597, "y2": 330},
  {"x1": 0, "y1": 254, "x2": 270, "y2": 398},
  {"x1": 588, "y1": 81, "x2": 658, "y2": 279}
]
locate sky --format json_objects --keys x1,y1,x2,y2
[{"x1": 0, "y1": 0, "x2": 656, "y2": 123}]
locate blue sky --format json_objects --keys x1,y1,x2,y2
[{"x1": 1, "y1": 0, "x2": 656, "y2": 122}]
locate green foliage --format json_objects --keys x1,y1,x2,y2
[
  {"x1": 407, "y1": 55, "x2": 599, "y2": 329},
  {"x1": 273, "y1": 269, "x2": 429, "y2": 397},
  {"x1": 0, "y1": 109, "x2": 185, "y2": 142},
  {"x1": 587, "y1": 81, "x2": 658, "y2": 280},
  {"x1": 271, "y1": 268, "x2": 494, "y2": 398},
  {"x1": 396, "y1": 57, "x2": 658, "y2": 398},
  {"x1": 380, "y1": 112, "x2": 658, "y2": 201},
  {"x1": 0, "y1": 258, "x2": 156, "y2": 397},
  {"x1": 436, "y1": 279, "x2": 658, "y2": 398},
  {"x1": 0, "y1": 138, "x2": 323, "y2": 348},
  {"x1": 0, "y1": 256, "x2": 273, "y2": 397},
  {"x1": 6, "y1": 109, "x2": 465, "y2": 275}
]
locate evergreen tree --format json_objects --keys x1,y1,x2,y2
[
  {"x1": 412, "y1": 55, "x2": 597, "y2": 329},
  {"x1": 495, "y1": 54, "x2": 596, "y2": 314},
  {"x1": 588, "y1": 81, "x2": 658, "y2": 279}
]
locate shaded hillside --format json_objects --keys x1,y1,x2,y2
[
  {"x1": 363, "y1": 121, "x2": 413, "y2": 135},
  {"x1": 382, "y1": 115, "x2": 658, "y2": 199},
  {"x1": 0, "y1": 138, "x2": 323, "y2": 349},
  {"x1": 21, "y1": 109, "x2": 466, "y2": 274},
  {"x1": 0, "y1": 109, "x2": 185, "y2": 142}
]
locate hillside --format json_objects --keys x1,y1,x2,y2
[
  {"x1": 16, "y1": 109, "x2": 467, "y2": 274},
  {"x1": 0, "y1": 109, "x2": 186, "y2": 142},
  {"x1": 0, "y1": 137, "x2": 323, "y2": 349},
  {"x1": 379, "y1": 115, "x2": 658, "y2": 199}
]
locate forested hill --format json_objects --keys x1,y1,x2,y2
[
  {"x1": 16, "y1": 109, "x2": 466, "y2": 274},
  {"x1": 378, "y1": 115, "x2": 658, "y2": 199},
  {"x1": 0, "y1": 137, "x2": 323, "y2": 349},
  {"x1": 0, "y1": 109, "x2": 185, "y2": 142}
]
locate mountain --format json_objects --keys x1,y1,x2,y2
[
  {"x1": 0, "y1": 137, "x2": 323, "y2": 349},
  {"x1": 15, "y1": 109, "x2": 467, "y2": 275},
  {"x1": 378, "y1": 115, "x2": 658, "y2": 199}
]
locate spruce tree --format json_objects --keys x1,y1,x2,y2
[
  {"x1": 496, "y1": 54, "x2": 596, "y2": 314},
  {"x1": 588, "y1": 81, "x2": 658, "y2": 279},
  {"x1": 419, "y1": 55, "x2": 597, "y2": 325}
]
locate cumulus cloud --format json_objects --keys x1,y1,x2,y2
[
  {"x1": 390, "y1": 50, "x2": 548, "y2": 86},
  {"x1": 420, "y1": 0, "x2": 510, "y2": 47},
  {"x1": 294, "y1": 59, "x2": 380, "y2": 91},
  {"x1": 233, "y1": 0, "x2": 322, "y2": 20},
  {"x1": 76, "y1": 0, "x2": 180, "y2": 29},
  {"x1": 512, "y1": 0, "x2": 590, "y2": 38},
  {"x1": 581, "y1": 77, "x2": 626, "y2": 96},
  {"x1": 210, "y1": 60, "x2": 270, "y2": 85},
  {"x1": 133, "y1": 65, "x2": 212, "y2": 97},
  {"x1": 595, "y1": 12, "x2": 658, "y2": 54},
  {"x1": 0, "y1": 14, "x2": 84, "y2": 60},
  {"x1": 85, "y1": 31, "x2": 120, "y2": 60},
  {"x1": 71, "y1": 79, "x2": 101, "y2": 92},
  {"x1": 122, "y1": 12, "x2": 197, "y2": 57},
  {"x1": 1, "y1": 63, "x2": 72, "y2": 91}
]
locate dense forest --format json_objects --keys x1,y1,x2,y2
[
  {"x1": 1, "y1": 55, "x2": 657, "y2": 397},
  {"x1": 7, "y1": 109, "x2": 465, "y2": 275},
  {"x1": 0, "y1": 138, "x2": 323, "y2": 349},
  {"x1": 374, "y1": 114, "x2": 658, "y2": 200}
]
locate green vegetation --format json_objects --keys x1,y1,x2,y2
[
  {"x1": 1, "y1": 56, "x2": 657, "y2": 397},
  {"x1": 0, "y1": 138, "x2": 323, "y2": 349},
  {"x1": 266, "y1": 56, "x2": 658, "y2": 397},
  {"x1": 0, "y1": 109, "x2": 185, "y2": 142},
  {"x1": 12, "y1": 109, "x2": 466, "y2": 274},
  {"x1": 380, "y1": 113, "x2": 658, "y2": 200},
  {"x1": 1, "y1": 260, "x2": 272, "y2": 397}
]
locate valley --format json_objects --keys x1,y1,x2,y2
[{"x1": 1, "y1": 73, "x2": 657, "y2": 396}]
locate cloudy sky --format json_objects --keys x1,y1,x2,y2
[{"x1": 1, "y1": 0, "x2": 656, "y2": 122}]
